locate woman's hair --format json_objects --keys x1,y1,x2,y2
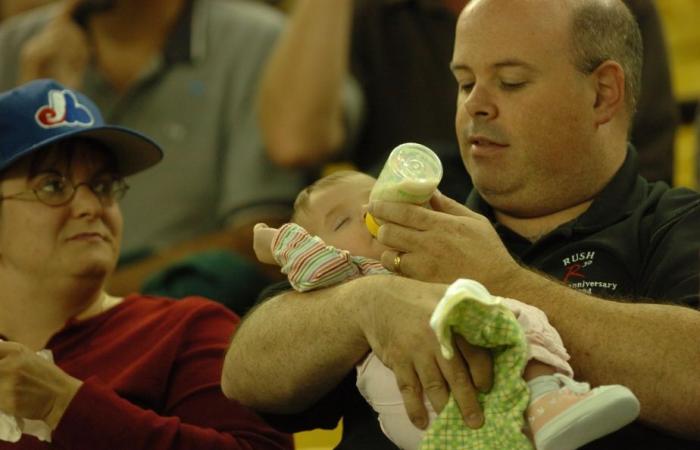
[
  {"x1": 26, "y1": 138, "x2": 119, "y2": 178},
  {"x1": 0, "y1": 138, "x2": 119, "y2": 203},
  {"x1": 0, "y1": 138, "x2": 119, "y2": 180}
]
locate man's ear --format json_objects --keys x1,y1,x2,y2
[{"x1": 591, "y1": 60, "x2": 626, "y2": 126}]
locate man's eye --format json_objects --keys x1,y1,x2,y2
[
  {"x1": 459, "y1": 82, "x2": 474, "y2": 93},
  {"x1": 501, "y1": 81, "x2": 526, "y2": 90}
]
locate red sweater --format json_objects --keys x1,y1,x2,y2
[{"x1": 0, "y1": 295, "x2": 292, "y2": 450}]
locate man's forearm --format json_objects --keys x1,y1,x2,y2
[
  {"x1": 498, "y1": 269, "x2": 700, "y2": 439},
  {"x1": 221, "y1": 278, "x2": 370, "y2": 413},
  {"x1": 257, "y1": 0, "x2": 354, "y2": 167}
]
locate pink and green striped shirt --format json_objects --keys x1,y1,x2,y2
[{"x1": 272, "y1": 223, "x2": 388, "y2": 292}]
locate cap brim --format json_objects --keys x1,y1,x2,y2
[
  {"x1": 1, "y1": 125, "x2": 163, "y2": 177},
  {"x1": 69, "y1": 126, "x2": 163, "y2": 176}
]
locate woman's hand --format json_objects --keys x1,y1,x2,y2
[{"x1": 0, "y1": 341, "x2": 82, "y2": 430}]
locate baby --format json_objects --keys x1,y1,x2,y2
[{"x1": 254, "y1": 170, "x2": 640, "y2": 450}]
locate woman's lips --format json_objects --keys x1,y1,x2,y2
[{"x1": 68, "y1": 232, "x2": 108, "y2": 242}]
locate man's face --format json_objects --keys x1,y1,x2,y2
[
  {"x1": 452, "y1": 0, "x2": 600, "y2": 217},
  {"x1": 300, "y1": 173, "x2": 389, "y2": 261}
]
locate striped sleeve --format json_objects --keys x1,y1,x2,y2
[
  {"x1": 355, "y1": 257, "x2": 390, "y2": 276},
  {"x1": 271, "y1": 223, "x2": 363, "y2": 292}
]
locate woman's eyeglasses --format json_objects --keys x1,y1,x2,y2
[{"x1": 0, "y1": 173, "x2": 129, "y2": 207}]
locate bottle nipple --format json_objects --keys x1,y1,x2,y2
[{"x1": 365, "y1": 212, "x2": 380, "y2": 237}]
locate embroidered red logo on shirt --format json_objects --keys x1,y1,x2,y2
[
  {"x1": 563, "y1": 263, "x2": 585, "y2": 282},
  {"x1": 561, "y1": 251, "x2": 595, "y2": 283}
]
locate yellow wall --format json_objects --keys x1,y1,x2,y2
[
  {"x1": 657, "y1": 0, "x2": 700, "y2": 189},
  {"x1": 294, "y1": 424, "x2": 342, "y2": 450}
]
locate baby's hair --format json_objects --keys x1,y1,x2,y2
[{"x1": 292, "y1": 170, "x2": 365, "y2": 223}]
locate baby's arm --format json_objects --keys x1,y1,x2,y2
[{"x1": 270, "y1": 223, "x2": 362, "y2": 292}]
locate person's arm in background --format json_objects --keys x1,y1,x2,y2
[
  {"x1": 0, "y1": 1, "x2": 87, "y2": 91},
  {"x1": 626, "y1": 0, "x2": 679, "y2": 183},
  {"x1": 0, "y1": 0, "x2": 56, "y2": 22},
  {"x1": 17, "y1": 0, "x2": 90, "y2": 89},
  {"x1": 257, "y1": 0, "x2": 355, "y2": 167}
]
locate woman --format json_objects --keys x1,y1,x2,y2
[{"x1": 0, "y1": 79, "x2": 292, "y2": 449}]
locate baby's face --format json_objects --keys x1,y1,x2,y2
[{"x1": 300, "y1": 173, "x2": 390, "y2": 260}]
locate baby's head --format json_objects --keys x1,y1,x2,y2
[{"x1": 293, "y1": 170, "x2": 389, "y2": 260}]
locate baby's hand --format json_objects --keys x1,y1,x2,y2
[{"x1": 253, "y1": 223, "x2": 278, "y2": 265}]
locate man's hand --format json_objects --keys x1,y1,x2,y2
[
  {"x1": 19, "y1": 0, "x2": 90, "y2": 89},
  {"x1": 253, "y1": 223, "x2": 277, "y2": 265},
  {"x1": 358, "y1": 276, "x2": 493, "y2": 429},
  {"x1": 369, "y1": 191, "x2": 520, "y2": 287},
  {"x1": 0, "y1": 341, "x2": 82, "y2": 430}
]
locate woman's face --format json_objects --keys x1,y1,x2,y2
[{"x1": 0, "y1": 140, "x2": 123, "y2": 282}]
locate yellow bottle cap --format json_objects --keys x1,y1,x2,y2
[{"x1": 365, "y1": 212, "x2": 380, "y2": 237}]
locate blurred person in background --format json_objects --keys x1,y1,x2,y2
[
  {"x1": 0, "y1": 0, "x2": 56, "y2": 22},
  {"x1": 0, "y1": 0, "x2": 310, "y2": 314}
]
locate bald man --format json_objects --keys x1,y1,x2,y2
[{"x1": 223, "y1": 1, "x2": 700, "y2": 448}]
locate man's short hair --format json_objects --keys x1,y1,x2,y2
[{"x1": 569, "y1": 0, "x2": 643, "y2": 116}]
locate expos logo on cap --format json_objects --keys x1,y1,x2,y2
[{"x1": 34, "y1": 89, "x2": 95, "y2": 129}]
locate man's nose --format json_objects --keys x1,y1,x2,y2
[{"x1": 463, "y1": 83, "x2": 498, "y2": 119}]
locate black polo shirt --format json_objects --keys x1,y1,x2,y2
[
  {"x1": 466, "y1": 148, "x2": 699, "y2": 309},
  {"x1": 263, "y1": 149, "x2": 699, "y2": 449}
]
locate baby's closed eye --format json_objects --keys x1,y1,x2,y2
[{"x1": 333, "y1": 216, "x2": 350, "y2": 231}]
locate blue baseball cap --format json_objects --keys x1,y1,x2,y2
[{"x1": 0, "y1": 79, "x2": 163, "y2": 176}]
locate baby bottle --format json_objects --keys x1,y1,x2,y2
[{"x1": 365, "y1": 142, "x2": 443, "y2": 236}]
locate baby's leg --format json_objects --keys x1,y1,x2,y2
[
  {"x1": 524, "y1": 373, "x2": 640, "y2": 450},
  {"x1": 500, "y1": 298, "x2": 640, "y2": 450},
  {"x1": 500, "y1": 298, "x2": 573, "y2": 377},
  {"x1": 523, "y1": 360, "x2": 556, "y2": 381}
]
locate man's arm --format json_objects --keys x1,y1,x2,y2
[
  {"x1": 222, "y1": 275, "x2": 492, "y2": 430},
  {"x1": 369, "y1": 193, "x2": 700, "y2": 439},
  {"x1": 221, "y1": 280, "x2": 369, "y2": 414},
  {"x1": 500, "y1": 270, "x2": 700, "y2": 440},
  {"x1": 257, "y1": 0, "x2": 354, "y2": 167}
]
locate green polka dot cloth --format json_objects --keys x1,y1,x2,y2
[{"x1": 422, "y1": 279, "x2": 533, "y2": 450}]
